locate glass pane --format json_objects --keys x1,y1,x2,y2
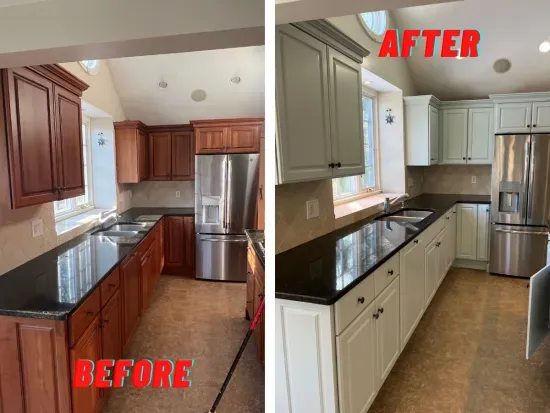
[
  {"x1": 362, "y1": 96, "x2": 376, "y2": 190},
  {"x1": 333, "y1": 176, "x2": 357, "y2": 198}
]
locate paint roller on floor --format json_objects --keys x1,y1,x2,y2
[{"x1": 208, "y1": 296, "x2": 265, "y2": 413}]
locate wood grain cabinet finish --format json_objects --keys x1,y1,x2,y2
[
  {"x1": 191, "y1": 118, "x2": 263, "y2": 154},
  {"x1": 164, "y1": 216, "x2": 195, "y2": 276},
  {"x1": 121, "y1": 252, "x2": 141, "y2": 346},
  {"x1": 140, "y1": 242, "x2": 157, "y2": 311},
  {"x1": 1, "y1": 65, "x2": 88, "y2": 208},
  {"x1": 147, "y1": 126, "x2": 194, "y2": 181},
  {"x1": 171, "y1": 131, "x2": 194, "y2": 180},
  {"x1": 247, "y1": 245, "x2": 264, "y2": 364},
  {"x1": 100, "y1": 289, "x2": 123, "y2": 361},
  {"x1": 149, "y1": 132, "x2": 172, "y2": 180},
  {"x1": 114, "y1": 121, "x2": 149, "y2": 183},
  {"x1": 183, "y1": 216, "x2": 195, "y2": 274}
]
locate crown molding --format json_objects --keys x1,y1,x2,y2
[
  {"x1": 490, "y1": 92, "x2": 550, "y2": 103},
  {"x1": 403, "y1": 95, "x2": 441, "y2": 107}
]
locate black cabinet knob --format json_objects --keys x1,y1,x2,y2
[
  {"x1": 328, "y1": 163, "x2": 335, "y2": 168},
  {"x1": 388, "y1": 269, "x2": 394, "y2": 276},
  {"x1": 436, "y1": 242, "x2": 441, "y2": 247},
  {"x1": 373, "y1": 313, "x2": 379, "y2": 319},
  {"x1": 533, "y1": 124, "x2": 537, "y2": 127},
  {"x1": 336, "y1": 162, "x2": 342, "y2": 168},
  {"x1": 378, "y1": 308, "x2": 384, "y2": 314},
  {"x1": 414, "y1": 239, "x2": 419, "y2": 244},
  {"x1": 527, "y1": 124, "x2": 531, "y2": 128},
  {"x1": 462, "y1": 157, "x2": 466, "y2": 160},
  {"x1": 468, "y1": 157, "x2": 472, "y2": 160},
  {"x1": 358, "y1": 296, "x2": 365, "y2": 304}
]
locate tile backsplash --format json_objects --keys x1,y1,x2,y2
[
  {"x1": 421, "y1": 165, "x2": 491, "y2": 195},
  {"x1": 130, "y1": 181, "x2": 195, "y2": 208}
]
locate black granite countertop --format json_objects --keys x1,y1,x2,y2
[
  {"x1": 245, "y1": 229, "x2": 265, "y2": 268},
  {"x1": 275, "y1": 194, "x2": 490, "y2": 305},
  {"x1": 0, "y1": 207, "x2": 195, "y2": 320}
]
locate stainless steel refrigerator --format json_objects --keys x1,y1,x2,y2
[
  {"x1": 489, "y1": 134, "x2": 550, "y2": 278},
  {"x1": 195, "y1": 154, "x2": 259, "y2": 281}
]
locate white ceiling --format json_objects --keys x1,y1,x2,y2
[
  {"x1": 107, "y1": 46, "x2": 265, "y2": 125},
  {"x1": 393, "y1": 0, "x2": 550, "y2": 100}
]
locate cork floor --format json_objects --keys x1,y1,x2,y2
[
  {"x1": 369, "y1": 268, "x2": 550, "y2": 413},
  {"x1": 103, "y1": 276, "x2": 264, "y2": 413}
]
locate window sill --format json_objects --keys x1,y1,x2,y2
[
  {"x1": 56, "y1": 208, "x2": 109, "y2": 236},
  {"x1": 334, "y1": 192, "x2": 402, "y2": 229}
]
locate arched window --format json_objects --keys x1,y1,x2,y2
[
  {"x1": 358, "y1": 11, "x2": 388, "y2": 42},
  {"x1": 79, "y1": 60, "x2": 100, "y2": 75}
]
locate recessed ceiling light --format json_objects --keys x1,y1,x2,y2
[
  {"x1": 158, "y1": 81, "x2": 168, "y2": 89},
  {"x1": 191, "y1": 89, "x2": 207, "y2": 102},
  {"x1": 539, "y1": 41, "x2": 550, "y2": 53},
  {"x1": 230, "y1": 76, "x2": 241, "y2": 84},
  {"x1": 493, "y1": 58, "x2": 512, "y2": 74}
]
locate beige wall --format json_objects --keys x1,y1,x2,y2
[
  {"x1": 131, "y1": 182, "x2": 195, "y2": 208},
  {"x1": 328, "y1": 12, "x2": 417, "y2": 97}
]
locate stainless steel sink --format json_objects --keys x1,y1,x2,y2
[
  {"x1": 375, "y1": 209, "x2": 434, "y2": 224},
  {"x1": 109, "y1": 224, "x2": 146, "y2": 231},
  {"x1": 96, "y1": 230, "x2": 140, "y2": 237}
]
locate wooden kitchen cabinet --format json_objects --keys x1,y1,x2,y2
[
  {"x1": 148, "y1": 125, "x2": 194, "y2": 181},
  {"x1": 247, "y1": 244, "x2": 264, "y2": 363},
  {"x1": 149, "y1": 132, "x2": 172, "y2": 180},
  {"x1": 100, "y1": 290, "x2": 123, "y2": 361},
  {"x1": 183, "y1": 216, "x2": 195, "y2": 274},
  {"x1": 164, "y1": 216, "x2": 195, "y2": 276},
  {"x1": 114, "y1": 121, "x2": 149, "y2": 183},
  {"x1": 1, "y1": 65, "x2": 88, "y2": 208},
  {"x1": 140, "y1": 242, "x2": 157, "y2": 311},
  {"x1": 70, "y1": 316, "x2": 103, "y2": 413},
  {"x1": 172, "y1": 131, "x2": 194, "y2": 180},
  {"x1": 192, "y1": 118, "x2": 263, "y2": 154},
  {"x1": 121, "y1": 252, "x2": 141, "y2": 347},
  {"x1": 257, "y1": 137, "x2": 265, "y2": 229}
]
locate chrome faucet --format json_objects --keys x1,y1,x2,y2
[
  {"x1": 384, "y1": 193, "x2": 409, "y2": 214},
  {"x1": 99, "y1": 209, "x2": 121, "y2": 229}
]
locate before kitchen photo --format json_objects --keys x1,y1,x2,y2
[
  {"x1": 0, "y1": 2, "x2": 265, "y2": 412},
  {"x1": 275, "y1": 1, "x2": 550, "y2": 412}
]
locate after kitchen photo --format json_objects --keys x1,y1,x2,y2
[{"x1": 275, "y1": 2, "x2": 550, "y2": 412}]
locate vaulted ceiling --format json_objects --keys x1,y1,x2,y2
[
  {"x1": 107, "y1": 46, "x2": 265, "y2": 125},
  {"x1": 393, "y1": 0, "x2": 550, "y2": 100}
]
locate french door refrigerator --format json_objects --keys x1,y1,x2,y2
[
  {"x1": 195, "y1": 154, "x2": 259, "y2": 281},
  {"x1": 489, "y1": 134, "x2": 550, "y2": 278}
]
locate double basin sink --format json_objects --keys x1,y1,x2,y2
[
  {"x1": 92, "y1": 223, "x2": 147, "y2": 238},
  {"x1": 375, "y1": 208, "x2": 434, "y2": 225}
]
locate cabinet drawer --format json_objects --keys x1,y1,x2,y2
[
  {"x1": 100, "y1": 267, "x2": 120, "y2": 308},
  {"x1": 69, "y1": 288, "x2": 101, "y2": 347},
  {"x1": 374, "y1": 254, "x2": 400, "y2": 296},
  {"x1": 335, "y1": 273, "x2": 375, "y2": 335}
]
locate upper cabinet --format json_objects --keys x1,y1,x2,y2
[
  {"x1": 491, "y1": 93, "x2": 550, "y2": 134},
  {"x1": 1, "y1": 65, "x2": 89, "y2": 209},
  {"x1": 275, "y1": 21, "x2": 369, "y2": 184},
  {"x1": 191, "y1": 118, "x2": 263, "y2": 155},
  {"x1": 149, "y1": 125, "x2": 194, "y2": 181},
  {"x1": 114, "y1": 121, "x2": 149, "y2": 184},
  {"x1": 404, "y1": 95, "x2": 440, "y2": 166}
]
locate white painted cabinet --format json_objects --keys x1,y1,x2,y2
[
  {"x1": 494, "y1": 102, "x2": 532, "y2": 134},
  {"x1": 404, "y1": 96, "x2": 440, "y2": 166},
  {"x1": 275, "y1": 23, "x2": 368, "y2": 184},
  {"x1": 445, "y1": 208, "x2": 457, "y2": 272},
  {"x1": 532, "y1": 101, "x2": 550, "y2": 133},
  {"x1": 526, "y1": 264, "x2": 550, "y2": 359},
  {"x1": 493, "y1": 97, "x2": 550, "y2": 134},
  {"x1": 424, "y1": 235, "x2": 440, "y2": 307},
  {"x1": 468, "y1": 108, "x2": 494, "y2": 164},
  {"x1": 328, "y1": 48, "x2": 364, "y2": 178},
  {"x1": 440, "y1": 109, "x2": 468, "y2": 164},
  {"x1": 437, "y1": 225, "x2": 449, "y2": 286},
  {"x1": 456, "y1": 203, "x2": 478, "y2": 260},
  {"x1": 477, "y1": 204, "x2": 490, "y2": 261},
  {"x1": 429, "y1": 105, "x2": 439, "y2": 164},
  {"x1": 375, "y1": 277, "x2": 400, "y2": 386},
  {"x1": 337, "y1": 301, "x2": 378, "y2": 413},
  {"x1": 400, "y1": 237, "x2": 425, "y2": 348}
]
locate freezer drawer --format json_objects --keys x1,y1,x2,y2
[
  {"x1": 196, "y1": 234, "x2": 248, "y2": 281},
  {"x1": 489, "y1": 224, "x2": 549, "y2": 278}
]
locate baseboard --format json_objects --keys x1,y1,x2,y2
[{"x1": 452, "y1": 259, "x2": 488, "y2": 271}]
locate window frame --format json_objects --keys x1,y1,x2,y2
[
  {"x1": 79, "y1": 60, "x2": 100, "y2": 75},
  {"x1": 54, "y1": 117, "x2": 95, "y2": 222},
  {"x1": 333, "y1": 87, "x2": 381, "y2": 205},
  {"x1": 357, "y1": 11, "x2": 388, "y2": 43}
]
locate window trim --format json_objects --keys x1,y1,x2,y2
[
  {"x1": 54, "y1": 117, "x2": 94, "y2": 222},
  {"x1": 333, "y1": 88, "x2": 381, "y2": 205},
  {"x1": 357, "y1": 11, "x2": 388, "y2": 43}
]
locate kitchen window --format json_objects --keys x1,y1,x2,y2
[
  {"x1": 333, "y1": 91, "x2": 380, "y2": 203},
  {"x1": 54, "y1": 118, "x2": 94, "y2": 220},
  {"x1": 358, "y1": 10, "x2": 388, "y2": 43}
]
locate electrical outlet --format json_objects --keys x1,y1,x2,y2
[
  {"x1": 471, "y1": 176, "x2": 477, "y2": 184},
  {"x1": 32, "y1": 220, "x2": 43, "y2": 238},
  {"x1": 176, "y1": 191, "x2": 181, "y2": 198},
  {"x1": 408, "y1": 178, "x2": 414, "y2": 188},
  {"x1": 306, "y1": 199, "x2": 320, "y2": 219}
]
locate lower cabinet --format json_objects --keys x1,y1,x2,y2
[
  {"x1": 456, "y1": 203, "x2": 490, "y2": 262},
  {"x1": 375, "y1": 277, "x2": 400, "y2": 386},
  {"x1": 400, "y1": 237, "x2": 425, "y2": 348},
  {"x1": 246, "y1": 243, "x2": 265, "y2": 364},
  {"x1": 121, "y1": 252, "x2": 141, "y2": 346},
  {"x1": 164, "y1": 216, "x2": 195, "y2": 276},
  {"x1": 425, "y1": 235, "x2": 440, "y2": 307},
  {"x1": 101, "y1": 290, "x2": 123, "y2": 361}
]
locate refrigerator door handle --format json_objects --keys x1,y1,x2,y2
[
  {"x1": 494, "y1": 228, "x2": 549, "y2": 236},
  {"x1": 200, "y1": 238, "x2": 248, "y2": 243},
  {"x1": 226, "y1": 159, "x2": 233, "y2": 229},
  {"x1": 221, "y1": 157, "x2": 227, "y2": 229},
  {"x1": 521, "y1": 135, "x2": 532, "y2": 222}
]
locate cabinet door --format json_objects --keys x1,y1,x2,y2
[
  {"x1": 121, "y1": 252, "x2": 141, "y2": 347},
  {"x1": 438, "y1": 226, "x2": 448, "y2": 285},
  {"x1": 450, "y1": 208, "x2": 458, "y2": 264},
  {"x1": 476, "y1": 204, "x2": 490, "y2": 261},
  {"x1": 101, "y1": 289, "x2": 122, "y2": 361},
  {"x1": 328, "y1": 48, "x2": 364, "y2": 178},
  {"x1": 337, "y1": 302, "x2": 378, "y2": 413},
  {"x1": 4, "y1": 67, "x2": 59, "y2": 208},
  {"x1": 140, "y1": 243, "x2": 155, "y2": 310},
  {"x1": 138, "y1": 130, "x2": 149, "y2": 181},
  {"x1": 467, "y1": 108, "x2": 494, "y2": 164},
  {"x1": 257, "y1": 137, "x2": 265, "y2": 229},
  {"x1": 456, "y1": 203, "x2": 478, "y2": 260},
  {"x1": 376, "y1": 277, "x2": 400, "y2": 386},
  {"x1": 227, "y1": 125, "x2": 261, "y2": 153},
  {"x1": 159, "y1": 218, "x2": 165, "y2": 272},
  {"x1": 149, "y1": 132, "x2": 172, "y2": 180},
  {"x1": 55, "y1": 86, "x2": 85, "y2": 200},
  {"x1": 429, "y1": 105, "x2": 439, "y2": 164},
  {"x1": 253, "y1": 273, "x2": 265, "y2": 363},
  {"x1": 425, "y1": 236, "x2": 439, "y2": 307},
  {"x1": 172, "y1": 131, "x2": 194, "y2": 180},
  {"x1": 495, "y1": 102, "x2": 532, "y2": 134},
  {"x1": 164, "y1": 216, "x2": 185, "y2": 274},
  {"x1": 441, "y1": 109, "x2": 468, "y2": 164},
  {"x1": 195, "y1": 127, "x2": 227, "y2": 154},
  {"x1": 526, "y1": 264, "x2": 550, "y2": 359},
  {"x1": 275, "y1": 25, "x2": 333, "y2": 183},
  {"x1": 183, "y1": 216, "x2": 195, "y2": 275},
  {"x1": 70, "y1": 316, "x2": 102, "y2": 413},
  {"x1": 246, "y1": 261, "x2": 255, "y2": 319},
  {"x1": 532, "y1": 101, "x2": 550, "y2": 133},
  {"x1": 400, "y1": 237, "x2": 425, "y2": 348}
]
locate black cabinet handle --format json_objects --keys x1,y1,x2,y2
[
  {"x1": 373, "y1": 313, "x2": 379, "y2": 319},
  {"x1": 358, "y1": 296, "x2": 365, "y2": 304},
  {"x1": 328, "y1": 163, "x2": 335, "y2": 168},
  {"x1": 446, "y1": 216, "x2": 450, "y2": 220},
  {"x1": 462, "y1": 157, "x2": 466, "y2": 160},
  {"x1": 468, "y1": 157, "x2": 472, "y2": 160},
  {"x1": 378, "y1": 308, "x2": 384, "y2": 314},
  {"x1": 436, "y1": 242, "x2": 441, "y2": 247},
  {"x1": 527, "y1": 124, "x2": 531, "y2": 128},
  {"x1": 414, "y1": 239, "x2": 419, "y2": 244},
  {"x1": 533, "y1": 124, "x2": 537, "y2": 127},
  {"x1": 336, "y1": 162, "x2": 342, "y2": 167},
  {"x1": 486, "y1": 208, "x2": 489, "y2": 212},
  {"x1": 388, "y1": 269, "x2": 394, "y2": 276}
]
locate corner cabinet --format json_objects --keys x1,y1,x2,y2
[
  {"x1": 191, "y1": 118, "x2": 263, "y2": 155},
  {"x1": 1, "y1": 65, "x2": 89, "y2": 209},
  {"x1": 275, "y1": 21, "x2": 369, "y2": 184},
  {"x1": 491, "y1": 93, "x2": 550, "y2": 134},
  {"x1": 404, "y1": 95, "x2": 440, "y2": 166}
]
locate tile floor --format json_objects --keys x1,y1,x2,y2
[
  {"x1": 369, "y1": 268, "x2": 550, "y2": 413},
  {"x1": 103, "y1": 276, "x2": 264, "y2": 413}
]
